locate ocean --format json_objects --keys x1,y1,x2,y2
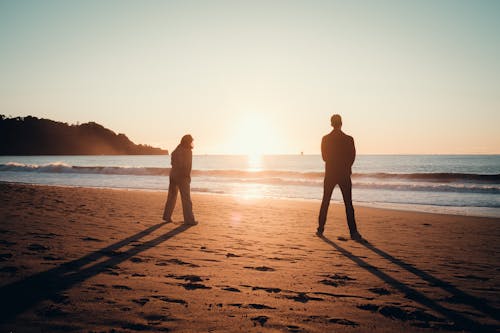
[{"x1": 0, "y1": 155, "x2": 499, "y2": 218}]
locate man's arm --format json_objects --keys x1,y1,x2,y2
[
  {"x1": 349, "y1": 137, "x2": 356, "y2": 167},
  {"x1": 321, "y1": 136, "x2": 327, "y2": 162}
]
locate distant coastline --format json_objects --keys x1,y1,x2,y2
[{"x1": 0, "y1": 115, "x2": 168, "y2": 155}]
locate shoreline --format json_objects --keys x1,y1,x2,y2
[
  {"x1": 0, "y1": 182, "x2": 499, "y2": 332},
  {"x1": 1, "y1": 180, "x2": 499, "y2": 219}
]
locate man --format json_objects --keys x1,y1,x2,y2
[{"x1": 317, "y1": 114, "x2": 361, "y2": 240}]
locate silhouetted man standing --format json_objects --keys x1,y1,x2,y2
[{"x1": 318, "y1": 114, "x2": 361, "y2": 240}]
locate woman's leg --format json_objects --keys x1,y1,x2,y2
[
  {"x1": 163, "y1": 177, "x2": 178, "y2": 221},
  {"x1": 178, "y1": 178, "x2": 195, "y2": 223}
]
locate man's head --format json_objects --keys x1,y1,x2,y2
[{"x1": 331, "y1": 114, "x2": 342, "y2": 129}]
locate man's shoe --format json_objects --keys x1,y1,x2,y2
[
  {"x1": 316, "y1": 228, "x2": 324, "y2": 237},
  {"x1": 163, "y1": 217, "x2": 173, "y2": 223},
  {"x1": 185, "y1": 220, "x2": 198, "y2": 225}
]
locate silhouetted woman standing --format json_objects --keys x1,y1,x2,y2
[{"x1": 163, "y1": 134, "x2": 196, "y2": 224}]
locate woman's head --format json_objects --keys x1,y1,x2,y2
[{"x1": 180, "y1": 134, "x2": 194, "y2": 149}]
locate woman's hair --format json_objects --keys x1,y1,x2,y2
[{"x1": 180, "y1": 134, "x2": 194, "y2": 149}]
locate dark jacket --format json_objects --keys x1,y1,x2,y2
[
  {"x1": 170, "y1": 145, "x2": 192, "y2": 180},
  {"x1": 321, "y1": 129, "x2": 355, "y2": 179}
]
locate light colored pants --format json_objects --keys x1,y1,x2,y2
[{"x1": 163, "y1": 176, "x2": 195, "y2": 223}]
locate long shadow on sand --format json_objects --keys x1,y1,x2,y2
[
  {"x1": 0, "y1": 222, "x2": 192, "y2": 325},
  {"x1": 320, "y1": 236, "x2": 499, "y2": 332}
]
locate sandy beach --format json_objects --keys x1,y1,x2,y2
[{"x1": 0, "y1": 182, "x2": 498, "y2": 332}]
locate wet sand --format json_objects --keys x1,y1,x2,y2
[{"x1": 0, "y1": 182, "x2": 499, "y2": 332}]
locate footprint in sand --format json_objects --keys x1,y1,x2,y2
[
  {"x1": 454, "y1": 274, "x2": 490, "y2": 281},
  {"x1": 131, "y1": 298, "x2": 150, "y2": 306},
  {"x1": 319, "y1": 273, "x2": 354, "y2": 287},
  {"x1": 357, "y1": 303, "x2": 379, "y2": 312},
  {"x1": 81, "y1": 237, "x2": 102, "y2": 242},
  {"x1": 285, "y1": 293, "x2": 324, "y2": 303},
  {"x1": 43, "y1": 255, "x2": 63, "y2": 261},
  {"x1": 286, "y1": 325, "x2": 304, "y2": 332},
  {"x1": 368, "y1": 287, "x2": 391, "y2": 295},
  {"x1": 103, "y1": 267, "x2": 120, "y2": 276},
  {"x1": 156, "y1": 258, "x2": 199, "y2": 268},
  {"x1": 0, "y1": 266, "x2": 18, "y2": 274},
  {"x1": 251, "y1": 315, "x2": 269, "y2": 326},
  {"x1": 27, "y1": 243, "x2": 49, "y2": 252},
  {"x1": 130, "y1": 257, "x2": 145, "y2": 263},
  {"x1": 247, "y1": 303, "x2": 276, "y2": 309},
  {"x1": 30, "y1": 232, "x2": 58, "y2": 239},
  {"x1": 244, "y1": 266, "x2": 275, "y2": 272},
  {"x1": 228, "y1": 303, "x2": 276, "y2": 310},
  {"x1": 143, "y1": 314, "x2": 176, "y2": 322},
  {"x1": 152, "y1": 295, "x2": 187, "y2": 305},
  {"x1": 328, "y1": 318, "x2": 359, "y2": 326},
  {"x1": 359, "y1": 304, "x2": 442, "y2": 324},
  {"x1": 179, "y1": 282, "x2": 211, "y2": 290},
  {"x1": 132, "y1": 273, "x2": 146, "y2": 277},
  {"x1": 0, "y1": 240, "x2": 16, "y2": 247},
  {"x1": 36, "y1": 305, "x2": 68, "y2": 318},
  {"x1": 0, "y1": 253, "x2": 13, "y2": 262},
  {"x1": 250, "y1": 286, "x2": 282, "y2": 293},
  {"x1": 121, "y1": 323, "x2": 156, "y2": 331},
  {"x1": 165, "y1": 274, "x2": 204, "y2": 282},
  {"x1": 112, "y1": 285, "x2": 132, "y2": 290}
]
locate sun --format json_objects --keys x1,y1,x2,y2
[{"x1": 233, "y1": 114, "x2": 275, "y2": 156}]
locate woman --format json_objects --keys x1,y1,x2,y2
[{"x1": 163, "y1": 134, "x2": 196, "y2": 224}]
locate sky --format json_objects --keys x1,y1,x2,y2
[{"x1": 1, "y1": 0, "x2": 499, "y2": 155}]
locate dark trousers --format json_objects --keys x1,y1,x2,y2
[
  {"x1": 163, "y1": 176, "x2": 195, "y2": 223},
  {"x1": 318, "y1": 176, "x2": 358, "y2": 236}
]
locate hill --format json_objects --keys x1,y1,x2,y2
[{"x1": 0, "y1": 115, "x2": 168, "y2": 155}]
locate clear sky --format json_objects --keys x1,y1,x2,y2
[{"x1": 1, "y1": 0, "x2": 499, "y2": 154}]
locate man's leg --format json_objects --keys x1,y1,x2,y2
[
  {"x1": 163, "y1": 178, "x2": 178, "y2": 222},
  {"x1": 339, "y1": 178, "x2": 360, "y2": 238},
  {"x1": 178, "y1": 178, "x2": 195, "y2": 223},
  {"x1": 318, "y1": 177, "x2": 335, "y2": 235}
]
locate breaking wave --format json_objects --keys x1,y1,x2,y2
[{"x1": 1, "y1": 161, "x2": 499, "y2": 195}]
